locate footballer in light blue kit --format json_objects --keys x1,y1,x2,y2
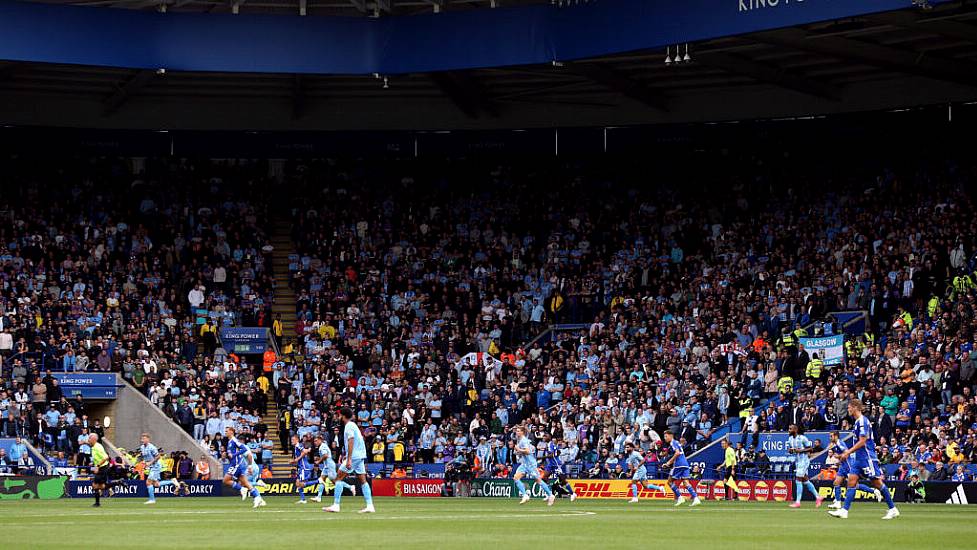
[
  {"x1": 625, "y1": 443, "x2": 665, "y2": 503},
  {"x1": 786, "y1": 424, "x2": 823, "y2": 508},
  {"x1": 139, "y1": 433, "x2": 186, "y2": 504},
  {"x1": 222, "y1": 426, "x2": 266, "y2": 508},
  {"x1": 662, "y1": 431, "x2": 701, "y2": 507},
  {"x1": 292, "y1": 434, "x2": 317, "y2": 504},
  {"x1": 829, "y1": 400, "x2": 899, "y2": 520},
  {"x1": 827, "y1": 430, "x2": 881, "y2": 509},
  {"x1": 323, "y1": 407, "x2": 375, "y2": 514},
  {"x1": 245, "y1": 453, "x2": 264, "y2": 491},
  {"x1": 512, "y1": 426, "x2": 554, "y2": 505},
  {"x1": 312, "y1": 434, "x2": 354, "y2": 503}
]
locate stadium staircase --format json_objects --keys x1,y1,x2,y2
[
  {"x1": 261, "y1": 401, "x2": 293, "y2": 476},
  {"x1": 263, "y1": 217, "x2": 298, "y2": 476},
  {"x1": 270, "y1": 219, "x2": 298, "y2": 338}
]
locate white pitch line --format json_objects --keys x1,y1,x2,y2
[
  {"x1": 5, "y1": 506, "x2": 596, "y2": 519},
  {"x1": 5, "y1": 510, "x2": 597, "y2": 527}
]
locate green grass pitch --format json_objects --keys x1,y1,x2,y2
[{"x1": 2, "y1": 497, "x2": 975, "y2": 549}]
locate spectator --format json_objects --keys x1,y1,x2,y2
[{"x1": 930, "y1": 461, "x2": 950, "y2": 481}]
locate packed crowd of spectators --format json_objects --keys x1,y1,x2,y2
[
  {"x1": 2, "y1": 154, "x2": 976, "y2": 484},
  {"x1": 266, "y1": 156, "x2": 977, "y2": 481},
  {"x1": 0, "y1": 157, "x2": 275, "y2": 468}
]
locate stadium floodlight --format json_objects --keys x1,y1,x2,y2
[
  {"x1": 911, "y1": 0, "x2": 932, "y2": 10},
  {"x1": 665, "y1": 46, "x2": 673, "y2": 65}
]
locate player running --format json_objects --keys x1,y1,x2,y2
[
  {"x1": 291, "y1": 435, "x2": 317, "y2": 504},
  {"x1": 323, "y1": 407, "x2": 375, "y2": 514},
  {"x1": 513, "y1": 426, "x2": 555, "y2": 506},
  {"x1": 625, "y1": 443, "x2": 665, "y2": 503},
  {"x1": 311, "y1": 434, "x2": 354, "y2": 503},
  {"x1": 243, "y1": 452, "x2": 267, "y2": 498},
  {"x1": 786, "y1": 424, "x2": 823, "y2": 508},
  {"x1": 542, "y1": 434, "x2": 577, "y2": 501},
  {"x1": 828, "y1": 399, "x2": 900, "y2": 520},
  {"x1": 826, "y1": 431, "x2": 881, "y2": 509},
  {"x1": 661, "y1": 432, "x2": 701, "y2": 507},
  {"x1": 222, "y1": 427, "x2": 266, "y2": 508},
  {"x1": 139, "y1": 433, "x2": 187, "y2": 504}
]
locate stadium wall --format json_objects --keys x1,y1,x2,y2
[
  {"x1": 1, "y1": 76, "x2": 975, "y2": 131},
  {"x1": 111, "y1": 384, "x2": 222, "y2": 476},
  {"x1": 0, "y1": 0, "x2": 951, "y2": 75}
]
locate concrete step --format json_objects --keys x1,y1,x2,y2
[{"x1": 268, "y1": 216, "x2": 299, "y2": 409}]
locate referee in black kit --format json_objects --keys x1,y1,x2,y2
[{"x1": 89, "y1": 434, "x2": 111, "y2": 507}]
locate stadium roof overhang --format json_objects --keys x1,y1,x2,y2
[{"x1": 1, "y1": 0, "x2": 976, "y2": 130}]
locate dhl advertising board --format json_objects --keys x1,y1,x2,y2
[{"x1": 567, "y1": 479, "x2": 792, "y2": 501}]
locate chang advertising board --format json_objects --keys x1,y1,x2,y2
[
  {"x1": 219, "y1": 327, "x2": 268, "y2": 354},
  {"x1": 468, "y1": 479, "x2": 554, "y2": 498},
  {"x1": 471, "y1": 479, "x2": 515, "y2": 498}
]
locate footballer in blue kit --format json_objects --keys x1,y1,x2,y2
[
  {"x1": 828, "y1": 399, "x2": 900, "y2": 520},
  {"x1": 625, "y1": 443, "x2": 665, "y2": 503},
  {"x1": 662, "y1": 431, "x2": 701, "y2": 507},
  {"x1": 222, "y1": 426, "x2": 266, "y2": 508},
  {"x1": 139, "y1": 433, "x2": 186, "y2": 504},
  {"x1": 323, "y1": 407, "x2": 375, "y2": 514},
  {"x1": 786, "y1": 424, "x2": 823, "y2": 508},
  {"x1": 291, "y1": 435, "x2": 317, "y2": 504},
  {"x1": 827, "y1": 431, "x2": 881, "y2": 509},
  {"x1": 541, "y1": 435, "x2": 576, "y2": 501},
  {"x1": 513, "y1": 426, "x2": 555, "y2": 506}
]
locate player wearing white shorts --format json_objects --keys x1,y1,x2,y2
[{"x1": 322, "y1": 407, "x2": 374, "y2": 514}]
